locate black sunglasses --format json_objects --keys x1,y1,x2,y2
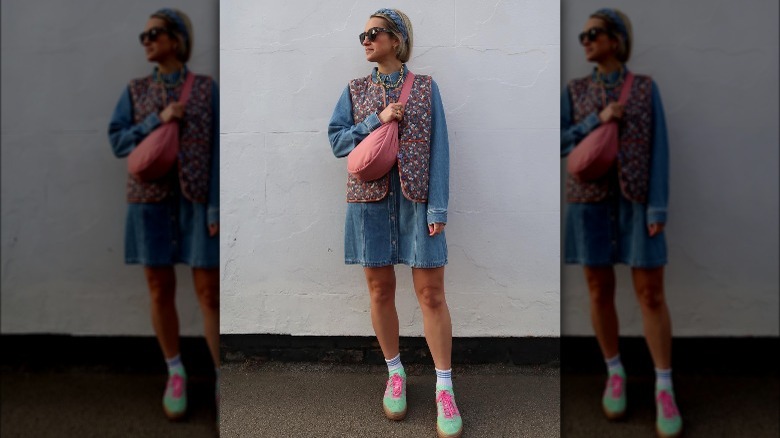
[
  {"x1": 359, "y1": 27, "x2": 393, "y2": 44},
  {"x1": 578, "y1": 27, "x2": 610, "y2": 45},
  {"x1": 139, "y1": 27, "x2": 171, "y2": 44}
]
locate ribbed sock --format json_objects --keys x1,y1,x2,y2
[
  {"x1": 385, "y1": 353, "x2": 404, "y2": 374},
  {"x1": 605, "y1": 354, "x2": 624, "y2": 375},
  {"x1": 165, "y1": 354, "x2": 185, "y2": 376},
  {"x1": 435, "y1": 368, "x2": 453, "y2": 387},
  {"x1": 655, "y1": 368, "x2": 673, "y2": 389}
]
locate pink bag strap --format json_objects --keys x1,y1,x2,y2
[
  {"x1": 397, "y1": 71, "x2": 416, "y2": 105},
  {"x1": 177, "y1": 72, "x2": 196, "y2": 106},
  {"x1": 617, "y1": 71, "x2": 634, "y2": 105}
]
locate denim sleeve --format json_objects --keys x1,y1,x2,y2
[
  {"x1": 561, "y1": 85, "x2": 601, "y2": 157},
  {"x1": 108, "y1": 86, "x2": 162, "y2": 158},
  {"x1": 426, "y1": 80, "x2": 449, "y2": 225},
  {"x1": 328, "y1": 85, "x2": 382, "y2": 158},
  {"x1": 207, "y1": 80, "x2": 220, "y2": 226},
  {"x1": 646, "y1": 81, "x2": 669, "y2": 225}
]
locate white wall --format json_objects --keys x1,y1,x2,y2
[
  {"x1": 561, "y1": 0, "x2": 779, "y2": 336},
  {"x1": 220, "y1": 0, "x2": 561, "y2": 336},
  {"x1": 0, "y1": 0, "x2": 219, "y2": 335}
]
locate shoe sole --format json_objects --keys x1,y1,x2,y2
[
  {"x1": 164, "y1": 405, "x2": 187, "y2": 421},
  {"x1": 602, "y1": 404, "x2": 626, "y2": 421},
  {"x1": 437, "y1": 424, "x2": 463, "y2": 438},
  {"x1": 656, "y1": 425, "x2": 682, "y2": 438},
  {"x1": 383, "y1": 405, "x2": 407, "y2": 421}
]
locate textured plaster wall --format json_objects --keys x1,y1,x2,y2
[
  {"x1": 220, "y1": 0, "x2": 561, "y2": 336},
  {"x1": 561, "y1": 0, "x2": 779, "y2": 336},
  {"x1": 1, "y1": 0, "x2": 219, "y2": 335}
]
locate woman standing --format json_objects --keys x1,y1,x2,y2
[
  {"x1": 561, "y1": 8, "x2": 681, "y2": 438},
  {"x1": 328, "y1": 8, "x2": 462, "y2": 438},
  {"x1": 108, "y1": 8, "x2": 219, "y2": 421}
]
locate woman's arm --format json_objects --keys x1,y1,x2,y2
[
  {"x1": 561, "y1": 85, "x2": 602, "y2": 157},
  {"x1": 108, "y1": 86, "x2": 162, "y2": 158},
  {"x1": 426, "y1": 80, "x2": 449, "y2": 226},
  {"x1": 328, "y1": 86, "x2": 382, "y2": 158},
  {"x1": 646, "y1": 81, "x2": 670, "y2": 227},
  {"x1": 207, "y1": 79, "x2": 220, "y2": 229}
]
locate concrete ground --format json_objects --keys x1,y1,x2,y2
[
  {"x1": 219, "y1": 362, "x2": 560, "y2": 437},
  {"x1": 4, "y1": 363, "x2": 777, "y2": 437},
  {"x1": 562, "y1": 372, "x2": 780, "y2": 437},
  {"x1": 1, "y1": 370, "x2": 218, "y2": 438}
]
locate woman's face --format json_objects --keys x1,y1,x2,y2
[
  {"x1": 581, "y1": 17, "x2": 616, "y2": 63},
  {"x1": 362, "y1": 17, "x2": 399, "y2": 63},
  {"x1": 141, "y1": 17, "x2": 177, "y2": 64}
]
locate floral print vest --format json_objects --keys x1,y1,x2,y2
[
  {"x1": 347, "y1": 74, "x2": 433, "y2": 203},
  {"x1": 126, "y1": 74, "x2": 213, "y2": 203},
  {"x1": 567, "y1": 74, "x2": 653, "y2": 204}
]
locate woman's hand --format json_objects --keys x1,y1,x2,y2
[
  {"x1": 598, "y1": 102, "x2": 624, "y2": 123},
  {"x1": 378, "y1": 103, "x2": 405, "y2": 124},
  {"x1": 160, "y1": 102, "x2": 185, "y2": 123},
  {"x1": 648, "y1": 222, "x2": 664, "y2": 237},
  {"x1": 209, "y1": 222, "x2": 219, "y2": 237},
  {"x1": 428, "y1": 222, "x2": 445, "y2": 237}
]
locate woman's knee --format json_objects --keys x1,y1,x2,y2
[
  {"x1": 633, "y1": 268, "x2": 665, "y2": 311},
  {"x1": 192, "y1": 269, "x2": 220, "y2": 310},
  {"x1": 145, "y1": 267, "x2": 176, "y2": 304},
  {"x1": 635, "y1": 286, "x2": 665, "y2": 311},
  {"x1": 584, "y1": 267, "x2": 615, "y2": 306},
  {"x1": 195, "y1": 287, "x2": 219, "y2": 310},
  {"x1": 367, "y1": 279, "x2": 395, "y2": 303},
  {"x1": 416, "y1": 285, "x2": 445, "y2": 310}
]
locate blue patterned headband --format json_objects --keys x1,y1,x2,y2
[
  {"x1": 155, "y1": 8, "x2": 190, "y2": 46},
  {"x1": 373, "y1": 8, "x2": 408, "y2": 42},
  {"x1": 594, "y1": 8, "x2": 628, "y2": 45}
]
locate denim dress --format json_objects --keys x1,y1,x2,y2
[
  {"x1": 108, "y1": 66, "x2": 220, "y2": 268},
  {"x1": 561, "y1": 67, "x2": 669, "y2": 268},
  {"x1": 328, "y1": 66, "x2": 449, "y2": 268}
]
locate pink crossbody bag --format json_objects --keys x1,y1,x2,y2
[
  {"x1": 128, "y1": 72, "x2": 195, "y2": 181},
  {"x1": 567, "y1": 71, "x2": 634, "y2": 182},
  {"x1": 347, "y1": 72, "x2": 416, "y2": 182}
]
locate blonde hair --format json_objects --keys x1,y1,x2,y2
[
  {"x1": 370, "y1": 9, "x2": 414, "y2": 63},
  {"x1": 151, "y1": 9, "x2": 193, "y2": 63},
  {"x1": 591, "y1": 9, "x2": 632, "y2": 63}
]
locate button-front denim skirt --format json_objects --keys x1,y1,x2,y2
[
  {"x1": 564, "y1": 192, "x2": 667, "y2": 268},
  {"x1": 344, "y1": 168, "x2": 447, "y2": 268},
  {"x1": 124, "y1": 188, "x2": 218, "y2": 268}
]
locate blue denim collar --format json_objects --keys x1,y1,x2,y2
[{"x1": 372, "y1": 64, "x2": 407, "y2": 88}]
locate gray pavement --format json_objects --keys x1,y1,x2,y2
[
  {"x1": 1, "y1": 370, "x2": 218, "y2": 438},
  {"x1": 220, "y1": 362, "x2": 561, "y2": 437},
  {"x1": 4, "y1": 363, "x2": 775, "y2": 437},
  {"x1": 562, "y1": 372, "x2": 780, "y2": 437}
]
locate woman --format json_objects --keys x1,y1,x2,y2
[
  {"x1": 108, "y1": 8, "x2": 219, "y2": 421},
  {"x1": 328, "y1": 8, "x2": 462, "y2": 438},
  {"x1": 561, "y1": 8, "x2": 681, "y2": 438}
]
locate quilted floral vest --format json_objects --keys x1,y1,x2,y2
[
  {"x1": 126, "y1": 74, "x2": 213, "y2": 203},
  {"x1": 347, "y1": 73, "x2": 433, "y2": 203},
  {"x1": 566, "y1": 74, "x2": 654, "y2": 204}
]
